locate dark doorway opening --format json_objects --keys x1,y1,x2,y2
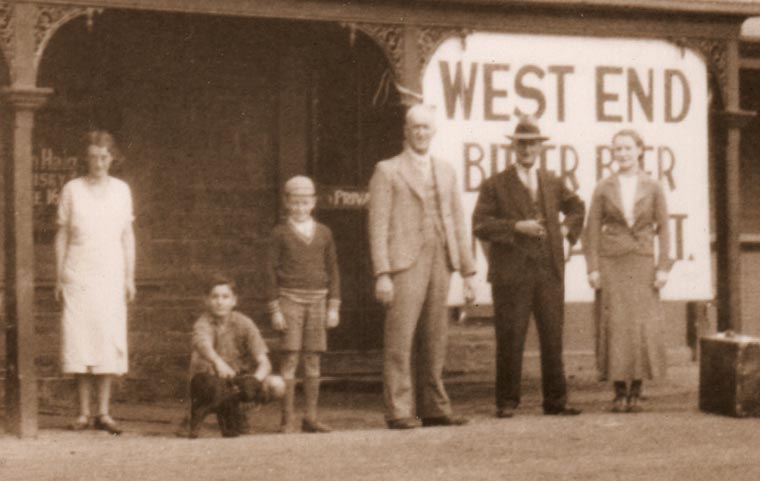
[
  {"x1": 307, "y1": 28, "x2": 404, "y2": 350},
  {"x1": 35, "y1": 11, "x2": 402, "y2": 365}
]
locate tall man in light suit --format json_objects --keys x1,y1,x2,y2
[
  {"x1": 369, "y1": 105, "x2": 476, "y2": 430},
  {"x1": 472, "y1": 116, "x2": 585, "y2": 418}
]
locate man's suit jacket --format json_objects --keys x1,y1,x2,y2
[
  {"x1": 583, "y1": 172, "x2": 672, "y2": 273},
  {"x1": 368, "y1": 151, "x2": 476, "y2": 278},
  {"x1": 472, "y1": 165, "x2": 585, "y2": 285}
]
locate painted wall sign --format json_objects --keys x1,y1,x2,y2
[
  {"x1": 319, "y1": 185, "x2": 371, "y2": 210},
  {"x1": 423, "y1": 32, "x2": 711, "y2": 304},
  {"x1": 33, "y1": 147, "x2": 79, "y2": 241}
]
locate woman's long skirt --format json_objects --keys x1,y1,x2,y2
[{"x1": 596, "y1": 255, "x2": 667, "y2": 383}]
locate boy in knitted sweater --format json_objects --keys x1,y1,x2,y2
[{"x1": 268, "y1": 175, "x2": 341, "y2": 433}]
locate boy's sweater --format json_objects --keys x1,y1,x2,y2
[{"x1": 267, "y1": 221, "x2": 341, "y2": 307}]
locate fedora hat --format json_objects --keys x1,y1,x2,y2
[{"x1": 506, "y1": 115, "x2": 549, "y2": 141}]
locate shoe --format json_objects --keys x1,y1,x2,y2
[
  {"x1": 386, "y1": 417, "x2": 419, "y2": 430},
  {"x1": 612, "y1": 382, "x2": 627, "y2": 413},
  {"x1": 280, "y1": 422, "x2": 298, "y2": 434},
  {"x1": 175, "y1": 416, "x2": 193, "y2": 438},
  {"x1": 302, "y1": 418, "x2": 332, "y2": 433},
  {"x1": 94, "y1": 415, "x2": 123, "y2": 435},
  {"x1": 69, "y1": 415, "x2": 90, "y2": 431},
  {"x1": 237, "y1": 412, "x2": 251, "y2": 435},
  {"x1": 544, "y1": 406, "x2": 582, "y2": 416},
  {"x1": 611, "y1": 397, "x2": 627, "y2": 413},
  {"x1": 421, "y1": 415, "x2": 468, "y2": 427},
  {"x1": 627, "y1": 380, "x2": 643, "y2": 413},
  {"x1": 496, "y1": 407, "x2": 515, "y2": 419},
  {"x1": 627, "y1": 396, "x2": 643, "y2": 413}
]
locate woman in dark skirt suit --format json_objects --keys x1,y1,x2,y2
[{"x1": 583, "y1": 129, "x2": 673, "y2": 413}]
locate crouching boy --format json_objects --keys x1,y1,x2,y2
[{"x1": 189, "y1": 273, "x2": 284, "y2": 438}]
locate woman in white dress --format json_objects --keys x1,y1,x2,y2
[{"x1": 55, "y1": 131, "x2": 136, "y2": 434}]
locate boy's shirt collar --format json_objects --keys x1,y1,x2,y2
[
  {"x1": 208, "y1": 311, "x2": 233, "y2": 326},
  {"x1": 288, "y1": 217, "x2": 315, "y2": 242}
]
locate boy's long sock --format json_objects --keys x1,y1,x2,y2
[
  {"x1": 304, "y1": 377, "x2": 319, "y2": 421},
  {"x1": 302, "y1": 376, "x2": 331, "y2": 433},
  {"x1": 280, "y1": 379, "x2": 296, "y2": 433}
]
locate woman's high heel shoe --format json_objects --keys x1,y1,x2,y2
[
  {"x1": 627, "y1": 395, "x2": 643, "y2": 413},
  {"x1": 626, "y1": 380, "x2": 643, "y2": 413},
  {"x1": 611, "y1": 381, "x2": 627, "y2": 413},
  {"x1": 94, "y1": 415, "x2": 122, "y2": 435},
  {"x1": 611, "y1": 396, "x2": 627, "y2": 413}
]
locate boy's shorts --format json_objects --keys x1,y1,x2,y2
[{"x1": 279, "y1": 296, "x2": 327, "y2": 352}]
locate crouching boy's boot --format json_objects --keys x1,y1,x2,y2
[
  {"x1": 301, "y1": 377, "x2": 331, "y2": 433},
  {"x1": 280, "y1": 379, "x2": 297, "y2": 433}
]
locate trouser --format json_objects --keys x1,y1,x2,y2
[
  {"x1": 492, "y1": 259, "x2": 567, "y2": 411},
  {"x1": 189, "y1": 373, "x2": 247, "y2": 438},
  {"x1": 383, "y1": 236, "x2": 452, "y2": 421}
]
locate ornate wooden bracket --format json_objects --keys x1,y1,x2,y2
[
  {"x1": 344, "y1": 22, "x2": 404, "y2": 81},
  {"x1": 342, "y1": 22, "x2": 471, "y2": 104},
  {"x1": 0, "y1": 2, "x2": 101, "y2": 84},
  {"x1": 667, "y1": 37, "x2": 728, "y2": 108},
  {"x1": 0, "y1": 2, "x2": 15, "y2": 78},
  {"x1": 34, "y1": 4, "x2": 102, "y2": 68},
  {"x1": 417, "y1": 26, "x2": 470, "y2": 72}
]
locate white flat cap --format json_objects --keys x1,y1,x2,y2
[{"x1": 284, "y1": 175, "x2": 316, "y2": 196}]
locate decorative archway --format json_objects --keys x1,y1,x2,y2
[
  {"x1": 33, "y1": 5, "x2": 101, "y2": 76},
  {"x1": 0, "y1": 2, "x2": 99, "y2": 84},
  {"x1": 31, "y1": 8, "x2": 407, "y2": 394},
  {"x1": 346, "y1": 22, "x2": 471, "y2": 104}
]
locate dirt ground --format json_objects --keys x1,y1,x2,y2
[{"x1": 2, "y1": 366, "x2": 760, "y2": 481}]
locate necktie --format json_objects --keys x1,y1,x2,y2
[{"x1": 527, "y1": 171, "x2": 536, "y2": 201}]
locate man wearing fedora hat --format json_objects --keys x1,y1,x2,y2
[{"x1": 472, "y1": 115, "x2": 585, "y2": 418}]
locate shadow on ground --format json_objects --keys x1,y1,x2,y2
[{"x1": 21, "y1": 364, "x2": 700, "y2": 439}]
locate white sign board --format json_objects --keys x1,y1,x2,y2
[{"x1": 423, "y1": 33, "x2": 712, "y2": 303}]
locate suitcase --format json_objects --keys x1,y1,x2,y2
[{"x1": 699, "y1": 333, "x2": 760, "y2": 417}]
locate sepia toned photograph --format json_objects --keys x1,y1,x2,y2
[{"x1": 1, "y1": 1, "x2": 760, "y2": 480}]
